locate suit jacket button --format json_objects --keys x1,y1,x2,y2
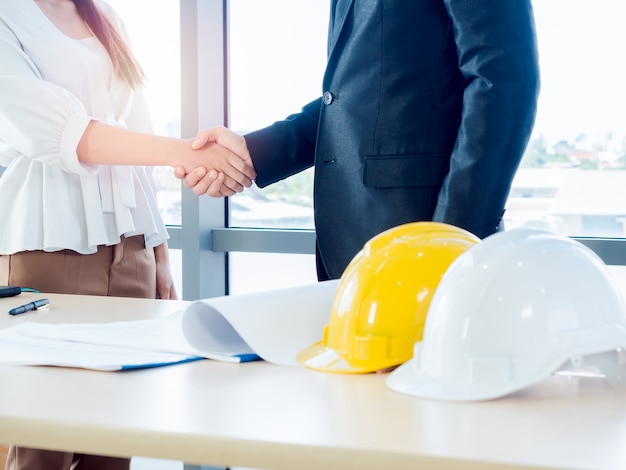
[{"x1": 323, "y1": 91, "x2": 334, "y2": 105}]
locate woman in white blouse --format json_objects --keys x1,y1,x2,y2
[{"x1": 0, "y1": 0, "x2": 254, "y2": 469}]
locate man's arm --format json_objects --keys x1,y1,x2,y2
[{"x1": 434, "y1": 0, "x2": 540, "y2": 237}]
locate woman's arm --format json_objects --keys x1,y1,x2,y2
[{"x1": 77, "y1": 121, "x2": 256, "y2": 193}]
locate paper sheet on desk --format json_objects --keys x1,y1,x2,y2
[
  {"x1": 8, "y1": 310, "x2": 246, "y2": 363},
  {"x1": 0, "y1": 325, "x2": 202, "y2": 371},
  {"x1": 0, "y1": 280, "x2": 338, "y2": 370},
  {"x1": 181, "y1": 279, "x2": 338, "y2": 365}
]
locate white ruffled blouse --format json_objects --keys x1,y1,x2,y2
[{"x1": 0, "y1": 0, "x2": 168, "y2": 254}]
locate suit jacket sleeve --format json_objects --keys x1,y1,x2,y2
[
  {"x1": 433, "y1": 0, "x2": 540, "y2": 236},
  {"x1": 245, "y1": 98, "x2": 321, "y2": 188}
]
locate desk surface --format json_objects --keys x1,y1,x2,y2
[{"x1": 1, "y1": 272, "x2": 626, "y2": 470}]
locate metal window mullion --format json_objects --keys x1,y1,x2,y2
[
  {"x1": 179, "y1": 0, "x2": 228, "y2": 300},
  {"x1": 211, "y1": 228, "x2": 316, "y2": 254},
  {"x1": 574, "y1": 237, "x2": 626, "y2": 266}
]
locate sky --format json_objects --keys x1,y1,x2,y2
[{"x1": 531, "y1": 0, "x2": 626, "y2": 143}]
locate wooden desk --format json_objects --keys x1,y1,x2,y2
[{"x1": 1, "y1": 278, "x2": 626, "y2": 470}]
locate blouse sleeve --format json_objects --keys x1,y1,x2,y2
[{"x1": 0, "y1": 18, "x2": 96, "y2": 175}]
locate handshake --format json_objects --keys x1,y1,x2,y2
[{"x1": 173, "y1": 126, "x2": 257, "y2": 198}]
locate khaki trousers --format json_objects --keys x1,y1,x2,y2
[
  {"x1": 2, "y1": 235, "x2": 156, "y2": 470},
  {"x1": 0, "y1": 235, "x2": 156, "y2": 299}
]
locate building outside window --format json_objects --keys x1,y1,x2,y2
[{"x1": 507, "y1": 0, "x2": 626, "y2": 237}]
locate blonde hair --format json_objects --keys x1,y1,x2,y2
[{"x1": 74, "y1": 0, "x2": 145, "y2": 88}]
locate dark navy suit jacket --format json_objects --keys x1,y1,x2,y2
[{"x1": 246, "y1": 0, "x2": 540, "y2": 279}]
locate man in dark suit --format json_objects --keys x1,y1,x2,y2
[{"x1": 183, "y1": 0, "x2": 540, "y2": 281}]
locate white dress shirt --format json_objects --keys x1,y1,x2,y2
[{"x1": 0, "y1": 0, "x2": 168, "y2": 254}]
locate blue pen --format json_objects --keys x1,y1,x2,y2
[{"x1": 9, "y1": 298, "x2": 49, "y2": 316}]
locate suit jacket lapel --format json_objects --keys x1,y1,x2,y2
[{"x1": 328, "y1": 0, "x2": 354, "y2": 57}]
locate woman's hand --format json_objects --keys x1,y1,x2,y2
[{"x1": 154, "y1": 242, "x2": 177, "y2": 300}]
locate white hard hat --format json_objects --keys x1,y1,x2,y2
[{"x1": 386, "y1": 228, "x2": 626, "y2": 401}]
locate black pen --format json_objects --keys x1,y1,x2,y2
[{"x1": 9, "y1": 298, "x2": 50, "y2": 316}]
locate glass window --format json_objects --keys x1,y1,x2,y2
[
  {"x1": 226, "y1": 0, "x2": 328, "y2": 293},
  {"x1": 228, "y1": 0, "x2": 327, "y2": 230},
  {"x1": 229, "y1": 252, "x2": 317, "y2": 295},
  {"x1": 507, "y1": 0, "x2": 626, "y2": 238},
  {"x1": 229, "y1": 0, "x2": 626, "y2": 240},
  {"x1": 106, "y1": 0, "x2": 182, "y2": 227}
]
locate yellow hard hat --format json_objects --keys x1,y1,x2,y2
[{"x1": 297, "y1": 222, "x2": 480, "y2": 374}]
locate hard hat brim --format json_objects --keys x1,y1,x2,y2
[
  {"x1": 385, "y1": 357, "x2": 522, "y2": 401},
  {"x1": 297, "y1": 342, "x2": 382, "y2": 374}
]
